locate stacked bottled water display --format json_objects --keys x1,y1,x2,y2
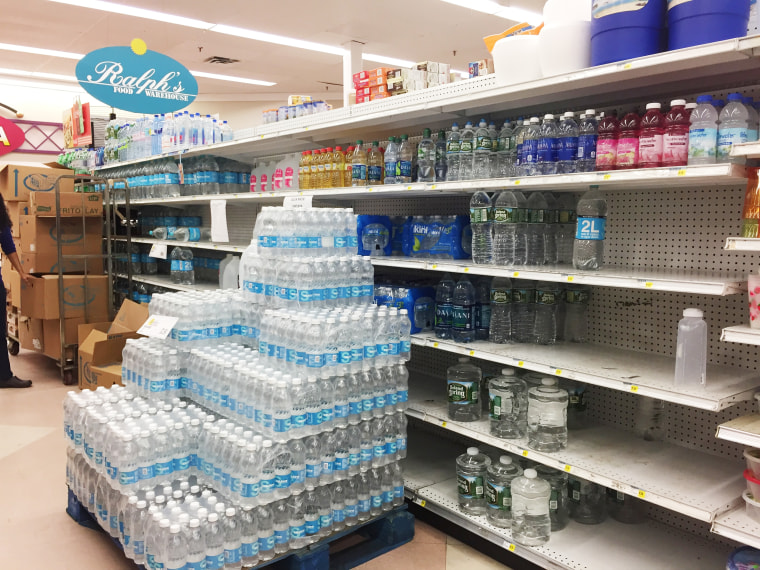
[{"x1": 66, "y1": 389, "x2": 406, "y2": 566}]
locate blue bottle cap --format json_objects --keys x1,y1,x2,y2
[
  {"x1": 727, "y1": 93, "x2": 744, "y2": 102},
  {"x1": 696, "y1": 95, "x2": 713, "y2": 104}
]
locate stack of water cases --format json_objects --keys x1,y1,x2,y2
[{"x1": 66, "y1": 206, "x2": 410, "y2": 569}]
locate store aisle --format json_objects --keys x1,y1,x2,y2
[{"x1": 0, "y1": 350, "x2": 510, "y2": 570}]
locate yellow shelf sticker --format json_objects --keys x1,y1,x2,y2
[
  {"x1": 603, "y1": 174, "x2": 612, "y2": 180},
  {"x1": 623, "y1": 62, "x2": 633, "y2": 70},
  {"x1": 517, "y1": 361, "x2": 525, "y2": 367},
  {"x1": 432, "y1": 264, "x2": 439, "y2": 269},
  {"x1": 441, "y1": 421, "x2": 447, "y2": 428},
  {"x1": 644, "y1": 282, "x2": 653, "y2": 288},
  {"x1": 637, "y1": 490, "x2": 646, "y2": 499},
  {"x1": 513, "y1": 271, "x2": 520, "y2": 277},
  {"x1": 555, "y1": 369, "x2": 563, "y2": 376},
  {"x1": 567, "y1": 276, "x2": 574, "y2": 282},
  {"x1": 464, "y1": 267, "x2": 470, "y2": 273},
  {"x1": 508, "y1": 544, "x2": 516, "y2": 552},
  {"x1": 469, "y1": 350, "x2": 475, "y2": 356},
  {"x1": 521, "y1": 450, "x2": 529, "y2": 457},
  {"x1": 419, "y1": 499, "x2": 427, "y2": 507},
  {"x1": 367, "y1": 188, "x2": 373, "y2": 192},
  {"x1": 630, "y1": 385, "x2": 639, "y2": 393},
  {"x1": 407, "y1": 185, "x2": 413, "y2": 190},
  {"x1": 564, "y1": 464, "x2": 572, "y2": 473},
  {"x1": 431, "y1": 185, "x2": 437, "y2": 190},
  {"x1": 514, "y1": 180, "x2": 521, "y2": 185},
  {"x1": 677, "y1": 169, "x2": 686, "y2": 176},
  {"x1": 433, "y1": 342, "x2": 439, "y2": 348}
]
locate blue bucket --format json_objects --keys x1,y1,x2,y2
[
  {"x1": 591, "y1": 0, "x2": 667, "y2": 66},
  {"x1": 668, "y1": 0, "x2": 750, "y2": 50}
]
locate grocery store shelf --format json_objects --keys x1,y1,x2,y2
[
  {"x1": 716, "y1": 414, "x2": 760, "y2": 448},
  {"x1": 96, "y1": 36, "x2": 760, "y2": 164},
  {"x1": 725, "y1": 237, "x2": 760, "y2": 251},
  {"x1": 373, "y1": 257, "x2": 746, "y2": 296},
  {"x1": 731, "y1": 141, "x2": 760, "y2": 159},
  {"x1": 406, "y1": 381, "x2": 743, "y2": 523},
  {"x1": 112, "y1": 236, "x2": 247, "y2": 253},
  {"x1": 403, "y1": 433, "x2": 730, "y2": 569},
  {"x1": 721, "y1": 325, "x2": 760, "y2": 345},
  {"x1": 115, "y1": 273, "x2": 218, "y2": 293},
  {"x1": 711, "y1": 505, "x2": 760, "y2": 549},
  {"x1": 411, "y1": 332, "x2": 760, "y2": 411}
]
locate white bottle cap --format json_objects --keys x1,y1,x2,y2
[
  {"x1": 683, "y1": 308, "x2": 703, "y2": 318},
  {"x1": 458, "y1": 357, "x2": 470, "y2": 363},
  {"x1": 467, "y1": 447, "x2": 480, "y2": 455},
  {"x1": 190, "y1": 518, "x2": 200, "y2": 528},
  {"x1": 263, "y1": 439, "x2": 273, "y2": 448},
  {"x1": 646, "y1": 102, "x2": 662, "y2": 110},
  {"x1": 686, "y1": 103, "x2": 697, "y2": 110},
  {"x1": 544, "y1": 114, "x2": 554, "y2": 120},
  {"x1": 215, "y1": 503, "x2": 226, "y2": 513},
  {"x1": 541, "y1": 378, "x2": 557, "y2": 386},
  {"x1": 500, "y1": 456, "x2": 513, "y2": 465},
  {"x1": 159, "y1": 518, "x2": 171, "y2": 528},
  {"x1": 585, "y1": 109, "x2": 596, "y2": 116},
  {"x1": 501, "y1": 368, "x2": 515, "y2": 376},
  {"x1": 671, "y1": 99, "x2": 686, "y2": 107},
  {"x1": 207, "y1": 496, "x2": 218, "y2": 506},
  {"x1": 226, "y1": 507, "x2": 236, "y2": 517},
  {"x1": 208, "y1": 512, "x2": 219, "y2": 522},
  {"x1": 524, "y1": 468, "x2": 537, "y2": 479},
  {"x1": 564, "y1": 111, "x2": 574, "y2": 118},
  {"x1": 170, "y1": 523, "x2": 181, "y2": 533},
  {"x1": 530, "y1": 117, "x2": 540, "y2": 124}
]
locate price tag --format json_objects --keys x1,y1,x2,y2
[
  {"x1": 463, "y1": 267, "x2": 470, "y2": 273},
  {"x1": 433, "y1": 342, "x2": 439, "y2": 348},
  {"x1": 563, "y1": 464, "x2": 572, "y2": 473},
  {"x1": 603, "y1": 174, "x2": 612, "y2": 180},
  {"x1": 517, "y1": 361, "x2": 524, "y2": 367},
  {"x1": 513, "y1": 271, "x2": 520, "y2": 277},
  {"x1": 469, "y1": 350, "x2": 475, "y2": 356},
  {"x1": 637, "y1": 490, "x2": 646, "y2": 499},
  {"x1": 555, "y1": 369, "x2": 563, "y2": 376},
  {"x1": 304, "y1": 126, "x2": 309, "y2": 131},
  {"x1": 645, "y1": 282, "x2": 653, "y2": 288},
  {"x1": 521, "y1": 450, "x2": 529, "y2": 457},
  {"x1": 567, "y1": 276, "x2": 574, "y2": 282},
  {"x1": 432, "y1": 264, "x2": 439, "y2": 269},
  {"x1": 137, "y1": 315, "x2": 179, "y2": 340},
  {"x1": 431, "y1": 184, "x2": 437, "y2": 190},
  {"x1": 419, "y1": 499, "x2": 426, "y2": 507},
  {"x1": 514, "y1": 180, "x2": 521, "y2": 185},
  {"x1": 149, "y1": 243, "x2": 167, "y2": 260},
  {"x1": 407, "y1": 185, "x2": 413, "y2": 190},
  {"x1": 630, "y1": 385, "x2": 639, "y2": 393},
  {"x1": 283, "y1": 195, "x2": 313, "y2": 209},
  {"x1": 441, "y1": 421, "x2": 447, "y2": 428},
  {"x1": 260, "y1": 134, "x2": 265, "y2": 139},
  {"x1": 507, "y1": 543, "x2": 516, "y2": 552},
  {"x1": 677, "y1": 169, "x2": 686, "y2": 176},
  {"x1": 367, "y1": 188, "x2": 373, "y2": 192}
]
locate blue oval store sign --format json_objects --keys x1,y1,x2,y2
[{"x1": 75, "y1": 40, "x2": 198, "y2": 114}]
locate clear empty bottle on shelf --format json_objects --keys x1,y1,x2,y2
[
  {"x1": 447, "y1": 357, "x2": 482, "y2": 422},
  {"x1": 533, "y1": 281, "x2": 560, "y2": 345},
  {"x1": 511, "y1": 279, "x2": 536, "y2": 344},
  {"x1": 674, "y1": 308, "x2": 707, "y2": 387},
  {"x1": 456, "y1": 447, "x2": 489, "y2": 515},
  {"x1": 634, "y1": 397, "x2": 666, "y2": 441},
  {"x1": 564, "y1": 286, "x2": 590, "y2": 343}
]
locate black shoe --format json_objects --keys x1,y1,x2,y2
[{"x1": 0, "y1": 376, "x2": 32, "y2": 388}]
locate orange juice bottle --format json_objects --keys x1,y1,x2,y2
[
  {"x1": 310, "y1": 149, "x2": 319, "y2": 189},
  {"x1": 324, "y1": 147, "x2": 334, "y2": 188},
  {"x1": 332, "y1": 146, "x2": 345, "y2": 187},
  {"x1": 300, "y1": 151, "x2": 311, "y2": 190}
]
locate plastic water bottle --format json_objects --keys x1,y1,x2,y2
[
  {"x1": 452, "y1": 276, "x2": 477, "y2": 343},
  {"x1": 488, "y1": 277, "x2": 512, "y2": 344},
  {"x1": 470, "y1": 191, "x2": 493, "y2": 264},
  {"x1": 718, "y1": 93, "x2": 750, "y2": 162},
  {"x1": 525, "y1": 192, "x2": 547, "y2": 266},
  {"x1": 564, "y1": 286, "x2": 590, "y2": 343},
  {"x1": 417, "y1": 129, "x2": 435, "y2": 182},
  {"x1": 222, "y1": 508, "x2": 242, "y2": 570},
  {"x1": 447, "y1": 357, "x2": 482, "y2": 421},
  {"x1": 459, "y1": 121, "x2": 475, "y2": 180},
  {"x1": 527, "y1": 378, "x2": 568, "y2": 452},
  {"x1": 496, "y1": 121, "x2": 514, "y2": 178},
  {"x1": 456, "y1": 447, "x2": 489, "y2": 514},
  {"x1": 674, "y1": 308, "x2": 707, "y2": 387},
  {"x1": 576, "y1": 110, "x2": 598, "y2": 172},
  {"x1": 434, "y1": 274, "x2": 456, "y2": 340},
  {"x1": 239, "y1": 507, "x2": 259, "y2": 567},
  {"x1": 543, "y1": 192, "x2": 558, "y2": 265},
  {"x1": 488, "y1": 121, "x2": 499, "y2": 177},
  {"x1": 511, "y1": 469, "x2": 551, "y2": 546},
  {"x1": 446, "y1": 124, "x2": 462, "y2": 181},
  {"x1": 474, "y1": 278, "x2": 491, "y2": 341},
  {"x1": 473, "y1": 119, "x2": 492, "y2": 179},
  {"x1": 663, "y1": 99, "x2": 690, "y2": 167},
  {"x1": 522, "y1": 118, "x2": 541, "y2": 176},
  {"x1": 512, "y1": 280, "x2": 535, "y2": 343},
  {"x1": 513, "y1": 119, "x2": 527, "y2": 176},
  {"x1": 537, "y1": 114, "x2": 559, "y2": 175},
  {"x1": 688, "y1": 95, "x2": 719, "y2": 165},
  {"x1": 746, "y1": 97, "x2": 760, "y2": 142},
  {"x1": 634, "y1": 398, "x2": 666, "y2": 441},
  {"x1": 572, "y1": 186, "x2": 607, "y2": 270},
  {"x1": 351, "y1": 141, "x2": 368, "y2": 186},
  {"x1": 556, "y1": 194, "x2": 576, "y2": 265},
  {"x1": 557, "y1": 112, "x2": 579, "y2": 174},
  {"x1": 204, "y1": 512, "x2": 226, "y2": 570},
  {"x1": 435, "y1": 129, "x2": 448, "y2": 181},
  {"x1": 489, "y1": 369, "x2": 526, "y2": 438},
  {"x1": 486, "y1": 456, "x2": 523, "y2": 528},
  {"x1": 533, "y1": 282, "x2": 560, "y2": 345},
  {"x1": 256, "y1": 505, "x2": 275, "y2": 561},
  {"x1": 397, "y1": 135, "x2": 414, "y2": 183}
]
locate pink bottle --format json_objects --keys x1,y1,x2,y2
[
  {"x1": 595, "y1": 113, "x2": 619, "y2": 171},
  {"x1": 663, "y1": 99, "x2": 689, "y2": 167},
  {"x1": 638, "y1": 102, "x2": 665, "y2": 169},
  {"x1": 616, "y1": 112, "x2": 640, "y2": 170}
]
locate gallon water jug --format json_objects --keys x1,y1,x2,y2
[
  {"x1": 674, "y1": 308, "x2": 707, "y2": 388},
  {"x1": 668, "y1": 0, "x2": 750, "y2": 51},
  {"x1": 591, "y1": 0, "x2": 667, "y2": 66}
]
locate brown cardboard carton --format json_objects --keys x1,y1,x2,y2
[
  {"x1": 21, "y1": 251, "x2": 104, "y2": 275},
  {"x1": 28, "y1": 191, "x2": 102, "y2": 217},
  {"x1": 7, "y1": 267, "x2": 20, "y2": 306},
  {"x1": 43, "y1": 317, "x2": 85, "y2": 360},
  {"x1": 7, "y1": 202, "x2": 28, "y2": 238},
  {"x1": 20, "y1": 215, "x2": 102, "y2": 255},
  {"x1": 18, "y1": 315, "x2": 44, "y2": 352},
  {"x1": 77, "y1": 299, "x2": 148, "y2": 390},
  {"x1": 0, "y1": 164, "x2": 75, "y2": 202},
  {"x1": 19, "y1": 274, "x2": 108, "y2": 320}
]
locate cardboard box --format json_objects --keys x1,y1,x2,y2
[
  {"x1": 43, "y1": 316, "x2": 84, "y2": 360},
  {"x1": 19, "y1": 274, "x2": 108, "y2": 320},
  {"x1": 386, "y1": 68, "x2": 403, "y2": 79},
  {"x1": 7, "y1": 267, "x2": 20, "y2": 307},
  {"x1": 355, "y1": 94, "x2": 370, "y2": 104},
  {"x1": 367, "y1": 76, "x2": 386, "y2": 88},
  {"x1": 18, "y1": 315, "x2": 44, "y2": 352},
  {"x1": 355, "y1": 87, "x2": 372, "y2": 98},
  {"x1": 21, "y1": 251, "x2": 104, "y2": 275},
  {"x1": 7, "y1": 202, "x2": 28, "y2": 238},
  {"x1": 469, "y1": 59, "x2": 492, "y2": 78},
  {"x1": 77, "y1": 299, "x2": 148, "y2": 390},
  {"x1": 370, "y1": 92, "x2": 391, "y2": 101},
  {"x1": 0, "y1": 164, "x2": 75, "y2": 202},
  {"x1": 370, "y1": 85, "x2": 389, "y2": 96},
  {"x1": 20, "y1": 215, "x2": 102, "y2": 255},
  {"x1": 28, "y1": 192, "x2": 102, "y2": 217}
]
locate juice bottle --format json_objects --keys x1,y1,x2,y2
[
  {"x1": 351, "y1": 141, "x2": 368, "y2": 187},
  {"x1": 379, "y1": 145, "x2": 386, "y2": 184},
  {"x1": 368, "y1": 141, "x2": 384, "y2": 185},
  {"x1": 309, "y1": 148, "x2": 319, "y2": 189},
  {"x1": 344, "y1": 146, "x2": 354, "y2": 186},
  {"x1": 595, "y1": 113, "x2": 619, "y2": 171},
  {"x1": 663, "y1": 99, "x2": 689, "y2": 167},
  {"x1": 332, "y1": 146, "x2": 345, "y2": 187},
  {"x1": 639, "y1": 103, "x2": 665, "y2": 169},
  {"x1": 616, "y1": 112, "x2": 640, "y2": 170},
  {"x1": 324, "y1": 147, "x2": 334, "y2": 188},
  {"x1": 300, "y1": 151, "x2": 312, "y2": 190}
]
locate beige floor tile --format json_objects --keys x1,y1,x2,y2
[
  {"x1": 0, "y1": 424, "x2": 55, "y2": 460},
  {"x1": 413, "y1": 519, "x2": 449, "y2": 544},
  {"x1": 357, "y1": 540, "x2": 447, "y2": 569},
  {"x1": 446, "y1": 542, "x2": 513, "y2": 570}
]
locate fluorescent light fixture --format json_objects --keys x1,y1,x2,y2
[
  {"x1": 0, "y1": 42, "x2": 82, "y2": 60},
  {"x1": 47, "y1": 0, "x2": 214, "y2": 29},
  {"x1": 440, "y1": 0, "x2": 542, "y2": 24},
  {"x1": 362, "y1": 53, "x2": 416, "y2": 68},
  {"x1": 0, "y1": 76, "x2": 85, "y2": 92},
  {"x1": 190, "y1": 70, "x2": 276, "y2": 87},
  {"x1": 210, "y1": 25, "x2": 347, "y2": 56},
  {"x1": 0, "y1": 67, "x2": 78, "y2": 82}
]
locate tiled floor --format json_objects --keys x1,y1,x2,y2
[{"x1": 0, "y1": 349, "x2": 512, "y2": 570}]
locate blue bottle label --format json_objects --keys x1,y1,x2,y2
[
  {"x1": 225, "y1": 548, "x2": 242, "y2": 565},
  {"x1": 352, "y1": 164, "x2": 368, "y2": 181},
  {"x1": 333, "y1": 508, "x2": 346, "y2": 523},
  {"x1": 359, "y1": 498, "x2": 371, "y2": 513},
  {"x1": 290, "y1": 524, "x2": 306, "y2": 539},
  {"x1": 382, "y1": 490, "x2": 394, "y2": 503},
  {"x1": 399, "y1": 161, "x2": 412, "y2": 178},
  {"x1": 291, "y1": 468, "x2": 306, "y2": 484},
  {"x1": 259, "y1": 535, "x2": 275, "y2": 552},
  {"x1": 320, "y1": 514, "x2": 333, "y2": 529},
  {"x1": 558, "y1": 136, "x2": 578, "y2": 161},
  {"x1": 575, "y1": 216, "x2": 606, "y2": 240},
  {"x1": 242, "y1": 481, "x2": 260, "y2": 498},
  {"x1": 306, "y1": 462, "x2": 322, "y2": 479},
  {"x1": 346, "y1": 503, "x2": 359, "y2": 518},
  {"x1": 242, "y1": 541, "x2": 258, "y2": 558},
  {"x1": 371, "y1": 495, "x2": 383, "y2": 508},
  {"x1": 361, "y1": 448, "x2": 373, "y2": 463},
  {"x1": 349, "y1": 452, "x2": 361, "y2": 466},
  {"x1": 335, "y1": 403, "x2": 349, "y2": 419},
  {"x1": 523, "y1": 139, "x2": 538, "y2": 164},
  {"x1": 349, "y1": 401, "x2": 362, "y2": 416},
  {"x1": 306, "y1": 411, "x2": 321, "y2": 426},
  {"x1": 305, "y1": 519, "x2": 320, "y2": 535},
  {"x1": 275, "y1": 473, "x2": 290, "y2": 488},
  {"x1": 578, "y1": 134, "x2": 598, "y2": 160},
  {"x1": 368, "y1": 165, "x2": 383, "y2": 183}
]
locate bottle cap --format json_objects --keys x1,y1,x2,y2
[
  {"x1": 683, "y1": 308, "x2": 703, "y2": 318},
  {"x1": 159, "y1": 518, "x2": 171, "y2": 528},
  {"x1": 500, "y1": 456, "x2": 513, "y2": 465},
  {"x1": 530, "y1": 117, "x2": 540, "y2": 123},
  {"x1": 544, "y1": 114, "x2": 554, "y2": 120},
  {"x1": 226, "y1": 507, "x2": 236, "y2": 517},
  {"x1": 646, "y1": 103, "x2": 661, "y2": 110},
  {"x1": 585, "y1": 109, "x2": 595, "y2": 116},
  {"x1": 467, "y1": 447, "x2": 479, "y2": 455},
  {"x1": 541, "y1": 378, "x2": 557, "y2": 386},
  {"x1": 727, "y1": 93, "x2": 743, "y2": 102},
  {"x1": 458, "y1": 357, "x2": 470, "y2": 363},
  {"x1": 524, "y1": 468, "x2": 537, "y2": 479},
  {"x1": 685, "y1": 103, "x2": 697, "y2": 110},
  {"x1": 190, "y1": 518, "x2": 200, "y2": 528},
  {"x1": 501, "y1": 368, "x2": 515, "y2": 376},
  {"x1": 670, "y1": 99, "x2": 686, "y2": 107}
]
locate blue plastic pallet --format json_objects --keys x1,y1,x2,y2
[{"x1": 67, "y1": 488, "x2": 414, "y2": 570}]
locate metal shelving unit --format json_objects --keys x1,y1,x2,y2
[
  {"x1": 114, "y1": 273, "x2": 218, "y2": 293},
  {"x1": 112, "y1": 236, "x2": 247, "y2": 253},
  {"x1": 716, "y1": 414, "x2": 760, "y2": 447},
  {"x1": 725, "y1": 237, "x2": 760, "y2": 251},
  {"x1": 722, "y1": 325, "x2": 760, "y2": 346},
  {"x1": 712, "y1": 506, "x2": 760, "y2": 550}
]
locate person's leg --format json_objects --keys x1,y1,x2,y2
[{"x1": 0, "y1": 285, "x2": 30, "y2": 388}]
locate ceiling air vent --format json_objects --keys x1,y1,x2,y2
[{"x1": 204, "y1": 56, "x2": 240, "y2": 65}]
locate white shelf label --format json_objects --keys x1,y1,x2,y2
[
  {"x1": 149, "y1": 243, "x2": 167, "y2": 260},
  {"x1": 283, "y1": 195, "x2": 313, "y2": 209},
  {"x1": 137, "y1": 315, "x2": 178, "y2": 339}
]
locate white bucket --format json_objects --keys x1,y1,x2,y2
[
  {"x1": 538, "y1": 21, "x2": 592, "y2": 78},
  {"x1": 543, "y1": 0, "x2": 592, "y2": 27},
  {"x1": 744, "y1": 490, "x2": 760, "y2": 524},
  {"x1": 493, "y1": 35, "x2": 542, "y2": 87}
]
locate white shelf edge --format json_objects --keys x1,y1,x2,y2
[
  {"x1": 715, "y1": 414, "x2": 760, "y2": 448},
  {"x1": 711, "y1": 505, "x2": 760, "y2": 550},
  {"x1": 406, "y1": 401, "x2": 739, "y2": 523},
  {"x1": 411, "y1": 334, "x2": 760, "y2": 411},
  {"x1": 372, "y1": 257, "x2": 745, "y2": 296},
  {"x1": 725, "y1": 236, "x2": 760, "y2": 251},
  {"x1": 721, "y1": 325, "x2": 760, "y2": 346},
  {"x1": 115, "y1": 273, "x2": 218, "y2": 293},
  {"x1": 731, "y1": 141, "x2": 760, "y2": 158},
  {"x1": 111, "y1": 236, "x2": 246, "y2": 253}
]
